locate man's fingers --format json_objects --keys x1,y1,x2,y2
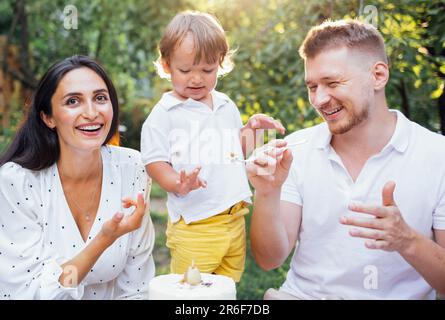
[
  {"x1": 340, "y1": 215, "x2": 384, "y2": 230},
  {"x1": 348, "y1": 202, "x2": 388, "y2": 218},
  {"x1": 279, "y1": 149, "x2": 293, "y2": 171},
  {"x1": 349, "y1": 228, "x2": 385, "y2": 240},
  {"x1": 253, "y1": 153, "x2": 276, "y2": 167},
  {"x1": 382, "y1": 181, "x2": 396, "y2": 206},
  {"x1": 274, "y1": 120, "x2": 286, "y2": 134},
  {"x1": 364, "y1": 239, "x2": 388, "y2": 250},
  {"x1": 265, "y1": 139, "x2": 287, "y2": 149}
]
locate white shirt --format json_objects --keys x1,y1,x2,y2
[
  {"x1": 0, "y1": 145, "x2": 155, "y2": 300},
  {"x1": 280, "y1": 110, "x2": 445, "y2": 299},
  {"x1": 141, "y1": 91, "x2": 252, "y2": 224}
]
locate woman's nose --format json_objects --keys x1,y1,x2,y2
[{"x1": 82, "y1": 101, "x2": 99, "y2": 119}]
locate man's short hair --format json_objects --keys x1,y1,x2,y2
[{"x1": 299, "y1": 19, "x2": 388, "y2": 64}]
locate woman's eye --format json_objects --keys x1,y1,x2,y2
[
  {"x1": 203, "y1": 69, "x2": 214, "y2": 73},
  {"x1": 179, "y1": 69, "x2": 190, "y2": 73},
  {"x1": 66, "y1": 97, "x2": 79, "y2": 105},
  {"x1": 96, "y1": 94, "x2": 108, "y2": 102}
]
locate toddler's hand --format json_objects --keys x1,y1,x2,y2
[{"x1": 175, "y1": 166, "x2": 207, "y2": 196}]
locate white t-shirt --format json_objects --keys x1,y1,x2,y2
[
  {"x1": 280, "y1": 110, "x2": 445, "y2": 299},
  {"x1": 140, "y1": 90, "x2": 252, "y2": 224},
  {"x1": 0, "y1": 145, "x2": 155, "y2": 300}
]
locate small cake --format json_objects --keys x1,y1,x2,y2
[{"x1": 148, "y1": 262, "x2": 236, "y2": 300}]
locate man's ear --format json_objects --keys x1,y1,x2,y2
[
  {"x1": 161, "y1": 59, "x2": 171, "y2": 75},
  {"x1": 372, "y1": 61, "x2": 389, "y2": 91},
  {"x1": 40, "y1": 111, "x2": 56, "y2": 130}
]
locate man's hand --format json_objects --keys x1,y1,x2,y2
[
  {"x1": 340, "y1": 181, "x2": 417, "y2": 253},
  {"x1": 246, "y1": 139, "x2": 293, "y2": 195},
  {"x1": 241, "y1": 114, "x2": 286, "y2": 156},
  {"x1": 243, "y1": 114, "x2": 286, "y2": 134},
  {"x1": 175, "y1": 166, "x2": 207, "y2": 196}
]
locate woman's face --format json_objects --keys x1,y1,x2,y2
[{"x1": 42, "y1": 67, "x2": 114, "y2": 155}]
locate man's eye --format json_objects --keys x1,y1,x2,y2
[
  {"x1": 328, "y1": 82, "x2": 339, "y2": 88},
  {"x1": 308, "y1": 86, "x2": 317, "y2": 92}
]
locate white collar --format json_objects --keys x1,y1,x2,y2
[
  {"x1": 314, "y1": 109, "x2": 411, "y2": 154},
  {"x1": 159, "y1": 90, "x2": 230, "y2": 111}
]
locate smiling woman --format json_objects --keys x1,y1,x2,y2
[{"x1": 0, "y1": 55, "x2": 155, "y2": 300}]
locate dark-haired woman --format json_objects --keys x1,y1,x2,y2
[{"x1": 0, "y1": 56, "x2": 155, "y2": 299}]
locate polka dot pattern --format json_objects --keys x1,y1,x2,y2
[{"x1": 0, "y1": 146, "x2": 154, "y2": 299}]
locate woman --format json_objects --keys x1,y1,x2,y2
[{"x1": 0, "y1": 55, "x2": 155, "y2": 299}]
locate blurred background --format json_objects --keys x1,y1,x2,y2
[{"x1": 1, "y1": 0, "x2": 444, "y2": 299}]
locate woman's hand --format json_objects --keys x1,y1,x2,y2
[{"x1": 100, "y1": 193, "x2": 146, "y2": 244}]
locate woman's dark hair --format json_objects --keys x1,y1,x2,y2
[{"x1": 0, "y1": 55, "x2": 119, "y2": 170}]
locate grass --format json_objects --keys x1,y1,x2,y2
[{"x1": 150, "y1": 206, "x2": 291, "y2": 300}]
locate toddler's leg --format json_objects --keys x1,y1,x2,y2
[
  {"x1": 166, "y1": 217, "x2": 230, "y2": 275},
  {"x1": 214, "y1": 209, "x2": 248, "y2": 282}
]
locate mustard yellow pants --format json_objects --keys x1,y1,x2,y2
[{"x1": 166, "y1": 202, "x2": 249, "y2": 282}]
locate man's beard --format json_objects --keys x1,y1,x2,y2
[{"x1": 327, "y1": 103, "x2": 370, "y2": 135}]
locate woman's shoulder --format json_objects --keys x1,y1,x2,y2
[
  {"x1": 0, "y1": 162, "x2": 44, "y2": 183},
  {"x1": 0, "y1": 162, "x2": 48, "y2": 201}
]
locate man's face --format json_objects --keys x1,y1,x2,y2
[{"x1": 305, "y1": 47, "x2": 375, "y2": 135}]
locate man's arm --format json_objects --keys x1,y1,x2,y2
[
  {"x1": 250, "y1": 191, "x2": 302, "y2": 270},
  {"x1": 246, "y1": 139, "x2": 299, "y2": 270},
  {"x1": 342, "y1": 181, "x2": 445, "y2": 295},
  {"x1": 398, "y1": 229, "x2": 445, "y2": 295}
]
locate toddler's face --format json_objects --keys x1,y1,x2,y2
[{"x1": 164, "y1": 35, "x2": 219, "y2": 105}]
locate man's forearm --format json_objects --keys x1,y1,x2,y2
[
  {"x1": 400, "y1": 232, "x2": 445, "y2": 294},
  {"x1": 250, "y1": 189, "x2": 291, "y2": 271}
]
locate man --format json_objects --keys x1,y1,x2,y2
[{"x1": 248, "y1": 19, "x2": 445, "y2": 299}]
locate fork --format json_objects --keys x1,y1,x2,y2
[{"x1": 229, "y1": 139, "x2": 308, "y2": 163}]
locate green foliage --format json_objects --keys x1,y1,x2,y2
[
  {"x1": 1, "y1": 0, "x2": 444, "y2": 149},
  {"x1": 151, "y1": 181, "x2": 167, "y2": 199}
]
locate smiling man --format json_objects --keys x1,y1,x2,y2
[{"x1": 248, "y1": 19, "x2": 445, "y2": 299}]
